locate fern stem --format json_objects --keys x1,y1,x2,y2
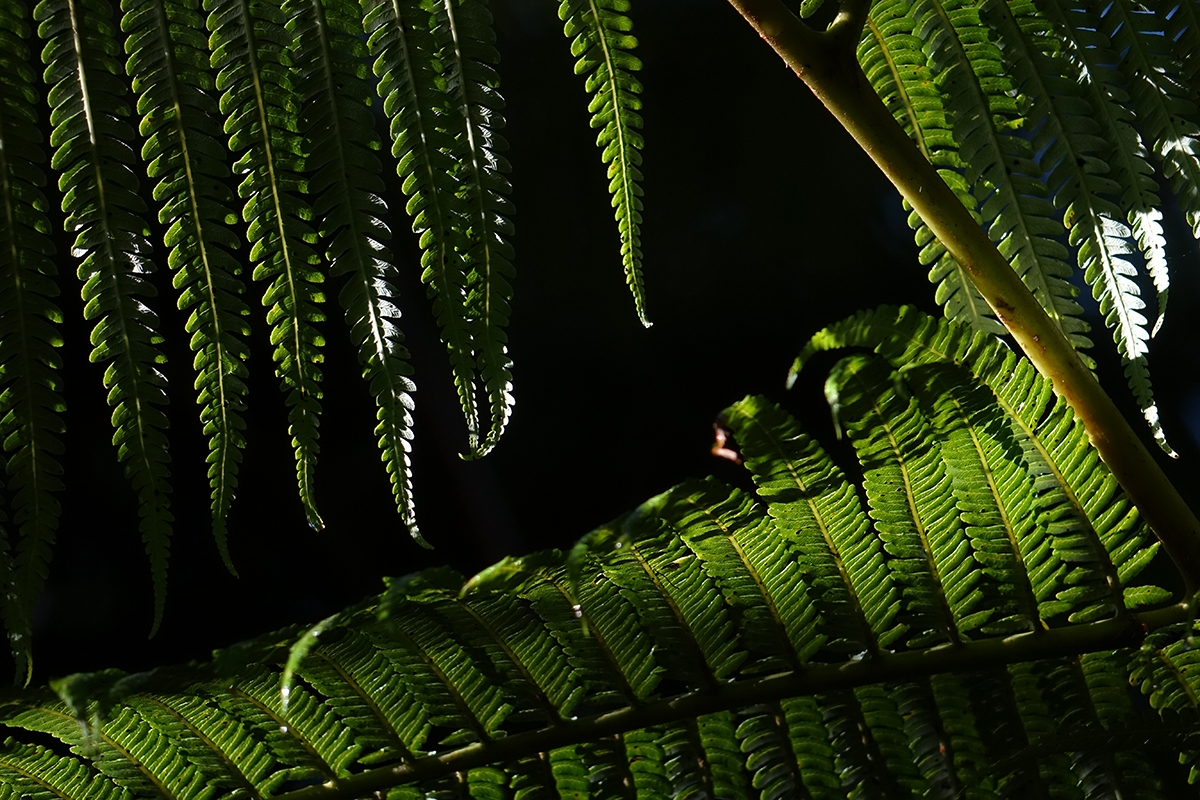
[
  {"x1": 269, "y1": 601, "x2": 1189, "y2": 800},
  {"x1": 725, "y1": 0, "x2": 1200, "y2": 594}
]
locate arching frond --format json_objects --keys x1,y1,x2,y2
[
  {"x1": 559, "y1": 0, "x2": 648, "y2": 326},
  {"x1": 35, "y1": 0, "x2": 173, "y2": 634},
  {"x1": 206, "y1": 0, "x2": 326, "y2": 529},
  {"x1": 0, "y1": 310, "x2": 1192, "y2": 797},
  {"x1": 285, "y1": 0, "x2": 423, "y2": 542},
  {"x1": 121, "y1": 0, "x2": 249, "y2": 569},
  {"x1": 0, "y1": 0, "x2": 64, "y2": 683}
]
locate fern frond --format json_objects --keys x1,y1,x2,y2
[
  {"x1": 795, "y1": 306, "x2": 1163, "y2": 623},
  {"x1": 285, "y1": 0, "x2": 422, "y2": 542},
  {"x1": 35, "y1": 0, "x2": 173, "y2": 634},
  {"x1": 559, "y1": 0, "x2": 647, "y2": 327},
  {"x1": 361, "y1": 0, "x2": 480, "y2": 454},
  {"x1": 432, "y1": 0, "x2": 514, "y2": 458},
  {"x1": 719, "y1": 395, "x2": 900, "y2": 652},
  {"x1": 121, "y1": 0, "x2": 249, "y2": 570},
  {"x1": 918, "y1": 0, "x2": 1088, "y2": 353},
  {"x1": 861, "y1": 0, "x2": 1001, "y2": 336},
  {"x1": 0, "y1": 0, "x2": 64, "y2": 682},
  {"x1": 207, "y1": 0, "x2": 325, "y2": 529}
]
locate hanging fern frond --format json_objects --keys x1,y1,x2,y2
[
  {"x1": 361, "y1": 0, "x2": 480, "y2": 454},
  {"x1": 35, "y1": 0, "x2": 174, "y2": 634},
  {"x1": 206, "y1": 0, "x2": 326, "y2": 529},
  {"x1": 0, "y1": 309, "x2": 1194, "y2": 797},
  {"x1": 559, "y1": 0, "x2": 648, "y2": 327},
  {"x1": 0, "y1": 0, "x2": 64, "y2": 684},
  {"x1": 285, "y1": 0, "x2": 423, "y2": 543},
  {"x1": 121, "y1": 0, "x2": 249, "y2": 570},
  {"x1": 432, "y1": 0, "x2": 515, "y2": 458}
]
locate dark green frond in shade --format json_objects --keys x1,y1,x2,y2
[
  {"x1": 286, "y1": 0, "x2": 423, "y2": 543},
  {"x1": 559, "y1": 0, "x2": 647, "y2": 327},
  {"x1": 121, "y1": 0, "x2": 249, "y2": 571},
  {"x1": 0, "y1": 0, "x2": 64, "y2": 683},
  {"x1": 432, "y1": 0, "x2": 515, "y2": 458},
  {"x1": 35, "y1": 0, "x2": 173, "y2": 634},
  {"x1": 206, "y1": 0, "x2": 326, "y2": 529},
  {"x1": 0, "y1": 309, "x2": 1193, "y2": 795},
  {"x1": 361, "y1": 0, "x2": 479, "y2": 455}
]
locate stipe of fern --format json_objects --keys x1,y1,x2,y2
[
  {"x1": 285, "y1": 0, "x2": 423, "y2": 544},
  {"x1": 361, "y1": 0, "x2": 480, "y2": 455},
  {"x1": 558, "y1": 0, "x2": 648, "y2": 327},
  {"x1": 432, "y1": 0, "x2": 514, "y2": 459},
  {"x1": 0, "y1": 0, "x2": 64, "y2": 683},
  {"x1": 35, "y1": 0, "x2": 174, "y2": 635},
  {"x1": 121, "y1": 0, "x2": 250, "y2": 572},
  {"x1": 861, "y1": 0, "x2": 1002, "y2": 337},
  {"x1": 206, "y1": 0, "x2": 326, "y2": 529}
]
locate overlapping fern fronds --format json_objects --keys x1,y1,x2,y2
[
  {"x1": 857, "y1": 0, "x2": 1200, "y2": 453},
  {"x1": 0, "y1": 0, "x2": 651, "y2": 650},
  {"x1": 2, "y1": 309, "x2": 1196, "y2": 797}
]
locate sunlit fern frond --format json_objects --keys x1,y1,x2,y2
[
  {"x1": 0, "y1": 309, "x2": 1192, "y2": 796},
  {"x1": 861, "y1": 0, "x2": 1002, "y2": 337},
  {"x1": 206, "y1": 0, "x2": 326, "y2": 529},
  {"x1": 0, "y1": 0, "x2": 64, "y2": 682},
  {"x1": 35, "y1": 0, "x2": 173, "y2": 635},
  {"x1": 559, "y1": 0, "x2": 647, "y2": 327},
  {"x1": 432, "y1": 0, "x2": 514, "y2": 458},
  {"x1": 285, "y1": 0, "x2": 423, "y2": 543},
  {"x1": 121, "y1": 0, "x2": 250, "y2": 570},
  {"x1": 362, "y1": 0, "x2": 481, "y2": 455},
  {"x1": 856, "y1": 0, "x2": 1200, "y2": 451}
]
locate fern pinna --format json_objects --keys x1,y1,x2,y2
[
  {"x1": 2, "y1": 309, "x2": 1197, "y2": 798},
  {"x1": 0, "y1": 0, "x2": 650, "y2": 641}
]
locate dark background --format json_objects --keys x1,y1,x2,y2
[{"x1": 28, "y1": 0, "x2": 1200, "y2": 680}]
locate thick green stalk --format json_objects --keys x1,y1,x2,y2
[{"x1": 726, "y1": 0, "x2": 1200, "y2": 594}]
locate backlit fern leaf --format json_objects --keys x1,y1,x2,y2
[
  {"x1": 286, "y1": 0, "x2": 423, "y2": 542},
  {"x1": 795, "y1": 306, "x2": 1161, "y2": 623},
  {"x1": 35, "y1": 0, "x2": 173, "y2": 634},
  {"x1": 0, "y1": 307, "x2": 1196, "y2": 794},
  {"x1": 432, "y1": 0, "x2": 514, "y2": 458},
  {"x1": 207, "y1": 0, "x2": 326, "y2": 529},
  {"x1": 559, "y1": 0, "x2": 647, "y2": 327},
  {"x1": 121, "y1": 0, "x2": 249, "y2": 570},
  {"x1": 361, "y1": 0, "x2": 480, "y2": 454},
  {"x1": 861, "y1": 0, "x2": 1001, "y2": 336},
  {"x1": 0, "y1": 0, "x2": 63, "y2": 683}
]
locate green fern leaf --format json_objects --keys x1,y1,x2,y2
[
  {"x1": 361, "y1": 0, "x2": 480, "y2": 454},
  {"x1": 285, "y1": 0, "x2": 423, "y2": 543},
  {"x1": 121, "y1": 0, "x2": 250, "y2": 570},
  {"x1": 0, "y1": 0, "x2": 64, "y2": 682},
  {"x1": 432, "y1": 0, "x2": 515, "y2": 458},
  {"x1": 861, "y1": 0, "x2": 1002, "y2": 336},
  {"x1": 206, "y1": 0, "x2": 325, "y2": 529},
  {"x1": 35, "y1": 0, "x2": 173, "y2": 634},
  {"x1": 795, "y1": 306, "x2": 1164, "y2": 623},
  {"x1": 559, "y1": 0, "x2": 648, "y2": 327}
]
